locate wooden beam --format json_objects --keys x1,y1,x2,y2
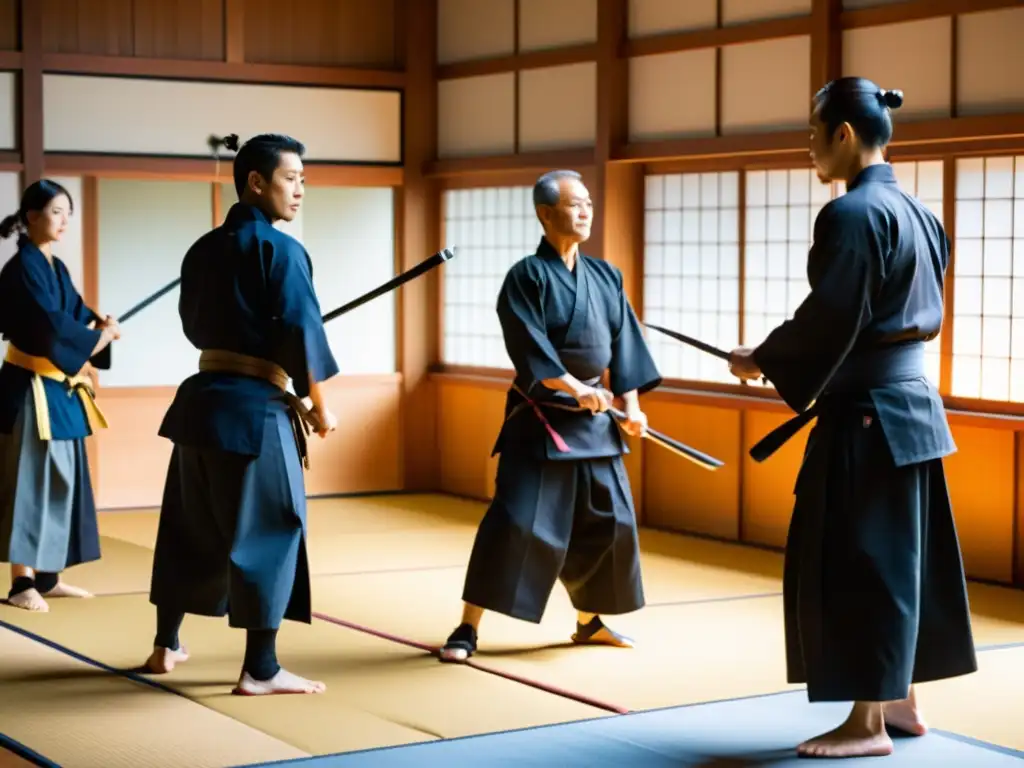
[
  {"x1": 617, "y1": 131, "x2": 808, "y2": 163},
  {"x1": 618, "y1": 114, "x2": 1024, "y2": 165},
  {"x1": 425, "y1": 149, "x2": 597, "y2": 177},
  {"x1": 224, "y1": 0, "x2": 246, "y2": 64},
  {"x1": 430, "y1": 369, "x2": 1024, "y2": 431},
  {"x1": 18, "y1": 0, "x2": 43, "y2": 185},
  {"x1": 0, "y1": 151, "x2": 21, "y2": 171},
  {"x1": 43, "y1": 154, "x2": 403, "y2": 186},
  {"x1": 894, "y1": 114, "x2": 1024, "y2": 144},
  {"x1": 424, "y1": 112, "x2": 1024, "y2": 176},
  {"x1": 41, "y1": 53, "x2": 405, "y2": 90},
  {"x1": 625, "y1": 15, "x2": 812, "y2": 59},
  {"x1": 399, "y1": 0, "x2": 441, "y2": 491},
  {"x1": 436, "y1": 43, "x2": 598, "y2": 80},
  {"x1": 0, "y1": 50, "x2": 21, "y2": 69},
  {"x1": 841, "y1": 0, "x2": 1022, "y2": 30}
]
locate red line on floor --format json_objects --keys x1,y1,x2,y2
[{"x1": 311, "y1": 611, "x2": 631, "y2": 715}]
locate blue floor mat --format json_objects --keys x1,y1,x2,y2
[{"x1": 242, "y1": 690, "x2": 1024, "y2": 767}]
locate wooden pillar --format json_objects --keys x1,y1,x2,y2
[
  {"x1": 594, "y1": 0, "x2": 646, "y2": 520},
  {"x1": 18, "y1": 0, "x2": 43, "y2": 185},
  {"x1": 399, "y1": 0, "x2": 441, "y2": 490},
  {"x1": 810, "y1": 0, "x2": 842, "y2": 95}
]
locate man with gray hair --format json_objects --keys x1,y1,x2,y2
[{"x1": 440, "y1": 170, "x2": 661, "y2": 662}]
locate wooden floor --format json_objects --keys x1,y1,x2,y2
[{"x1": 1, "y1": 493, "x2": 1023, "y2": 767}]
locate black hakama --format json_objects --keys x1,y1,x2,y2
[
  {"x1": 460, "y1": 237, "x2": 661, "y2": 623},
  {"x1": 751, "y1": 164, "x2": 977, "y2": 702},
  {"x1": 149, "y1": 401, "x2": 310, "y2": 629}
]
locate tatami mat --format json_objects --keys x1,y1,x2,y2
[
  {"x1": 259, "y1": 691, "x2": 1024, "y2": 767},
  {"x1": 0, "y1": 536, "x2": 157, "y2": 598},
  {"x1": 314, "y1": 571, "x2": 800, "y2": 711},
  {"x1": 0, "y1": 733, "x2": 54, "y2": 768},
  {"x1": 0, "y1": 592, "x2": 607, "y2": 758},
  {"x1": 5, "y1": 492, "x2": 1024, "y2": 766},
  {"x1": 0, "y1": 623, "x2": 310, "y2": 768}
]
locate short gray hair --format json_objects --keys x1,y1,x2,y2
[{"x1": 533, "y1": 170, "x2": 582, "y2": 208}]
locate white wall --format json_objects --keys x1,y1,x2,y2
[
  {"x1": 43, "y1": 75, "x2": 401, "y2": 163},
  {"x1": 96, "y1": 178, "x2": 210, "y2": 387},
  {"x1": 0, "y1": 73, "x2": 15, "y2": 151}
]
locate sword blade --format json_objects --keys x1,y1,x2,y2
[
  {"x1": 608, "y1": 407, "x2": 724, "y2": 471},
  {"x1": 644, "y1": 322, "x2": 731, "y2": 361},
  {"x1": 322, "y1": 247, "x2": 456, "y2": 323},
  {"x1": 118, "y1": 278, "x2": 182, "y2": 323}
]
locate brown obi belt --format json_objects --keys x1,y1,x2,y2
[{"x1": 198, "y1": 349, "x2": 325, "y2": 469}]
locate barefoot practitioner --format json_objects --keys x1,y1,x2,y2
[
  {"x1": 0, "y1": 180, "x2": 120, "y2": 613},
  {"x1": 144, "y1": 133, "x2": 339, "y2": 696},
  {"x1": 728, "y1": 78, "x2": 976, "y2": 759},
  {"x1": 440, "y1": 170, "x2": 661, "y2": 662}
]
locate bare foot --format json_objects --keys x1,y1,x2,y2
[
  {"x1": 40, "y1": 581, "x2": 93, "y2": 599},
  {"x1": 143, "y1": 645, "x2": 190, "y2": 674},
  {"x1": 7, "y1": 588, "x2": 49, "y2": 612},
  {"x1": 233, "y1": 668, "x2": 326, "y2": 696},
  {"x1": 797, "y1": 723, "x2": 894, "y2": 759},
  {"x1": 884, "y1": 698, "x2": 929, "y2": 736}
]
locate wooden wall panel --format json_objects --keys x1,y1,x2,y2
[
  {"x1": 720, "y1": 36, "x2": 811, "y2": 134},
  {"x1": 956, "y1": 8, "x2": 1024, "y2": 117},
  {"x1": 94, "y1": 376, "x2": 403, "y2": 509},
  {"x1": 0, "y1": 0, "x2": 17, "y2": 50},
  {"x1": 243, "y1": 0, "x2": 399, "y2": 68},
  {"x1": 722, "y1": 0, "x2": 811, "y2": 25},
  {"x1": 437, "y1": 380, "x2": 506, "y2": 501},
  {"x1": 628, "y1": 50, "x2": 717, "y2": 141},
  {"x1": 518, "y1": 63, "x2": 597, "y2": 152},
  {"x1": 519, "y1": 0, "x2": 598, "y2": 53},
  {"x1": 437, "y1": 0, "x2": 515, "y2": 64},
  {"x1": 433, "y1": 375, "x2": 1024, "y2": 587},
  {"x1": 842, "y1": 19, "x2": 952, "y2": 121},
  {"x1": 40, "y1": 0, "x2": 224, "y2": 60},
  {"x1": 643, "y1": 400, "x2": 742, "y2": 538},
  {"x1": 740, "y1": 410, "x2": 809, "y2": 548},
  {"x1": 437, "y1": 74, "x2": 516, "y2": 158},
  {"x1": 943, "y1": 425, "x2": 1016, "y2": 584},
  {"x1": 628, "y1": 0, "x2": 717, "y2": 37}
]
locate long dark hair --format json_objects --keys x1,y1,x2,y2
[
  {"x1": 813, "y1": 77, "x2": 904, "y2": 149},
  {"x1": 0, "y1": 179, "x2": 75, "y2": 240}
]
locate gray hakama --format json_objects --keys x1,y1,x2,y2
[{"x1": 0, "y1": 391, "x2": 101, "y2": 573}]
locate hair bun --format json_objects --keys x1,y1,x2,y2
[
  {"x1": 223, "y1": 133, "x2": 240, "y2": 152},
  {"x1": 880, "y1": 89, "x2": 904, "y2": 109},
  {"x1": 0, "y1": 213, "x2": 21, "y2": 240}
]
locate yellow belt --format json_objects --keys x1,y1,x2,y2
[
  {"x1": 197, "y1": 349, "x2": 324, "y2": 469},
  {"x1": 3, "y1": 345, "x2": 108, "y2": 441}
]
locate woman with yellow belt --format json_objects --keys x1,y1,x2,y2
[{"x1": 0, "y1": 180, "x2": 120, "y2": 612}]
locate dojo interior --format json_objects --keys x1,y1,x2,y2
[{"x1": 1, "y1": 0, "x2": 1024, "y2": 766}]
